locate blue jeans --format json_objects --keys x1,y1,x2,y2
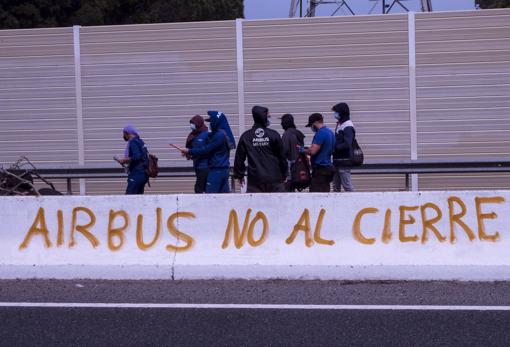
[
  {"x1": 126, "y1": 172, "x2": 148, "y2": 195},
  {"x1": 205, "y1": 168, "x2": 230, "y2": 193}
]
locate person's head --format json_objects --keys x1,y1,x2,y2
[
  {"x1": 305, "y1": 113, "x2": 324, "y2": 133},
  {"x1": 252, "y1": 105, "x2": 271, "y2": 128},
  {"x1": 123, "y1": 125, "x2": 139, "y2": 142},
  {"x1": 280, "y1": 113, "x2": 296, "y2": 130},
  {"x1": 205, "y1": 111, "x2": 224, "y2": 132},
  {"x1": 332, "y1": 102, "x2": 350, "y2": 123},
  {"x1": 190, "y1": 115, "x2": 205, "y2": 132}
]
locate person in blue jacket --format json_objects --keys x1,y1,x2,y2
[
  {"x1": 185, "y1": 115, "x2": 209, "y2": 193},
  {"x1": 181, "y1": 111, "x2": 236, "y2": 193},
  {"x1": 115, "y1": 125, "x2": 149, "y2": 195}
]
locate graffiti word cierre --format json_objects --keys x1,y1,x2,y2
[
  {"x1": 352, "y1": 196, "x2": 505, "y2": 245},
  {"x1": 18, "y1": 208, "x2": 195, "y2": 252}
]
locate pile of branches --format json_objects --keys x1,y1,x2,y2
[{"x1": 0, "y1": 157, "x2": 61, "y2": 196}]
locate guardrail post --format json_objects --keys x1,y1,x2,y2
[
  {"x1": 66, "y1": 178, "x2": 73, "y2": 195},
  {"x1": 230, "y1": 175, "x2": 236, "y2": 192},
  {"x1": 405, "y1": 173, "x2": 411, "y2": 191}
]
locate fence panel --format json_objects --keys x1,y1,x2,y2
[
  {"x1": 79, "y1": 21, "x2": 238, "y2": 194},
  {"x1": 243, "y1": 15, "x2": 411, "y2": 191},
  {"x1": 0, "y1": 27, "x2": 78, "y2": 166},
  {"x1": 415, "y1": 9, "x2": 510, "y2": 189}
]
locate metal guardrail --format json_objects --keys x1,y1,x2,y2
[{"x1": 33, "y1": 159, "x2": 510, "y2": 195}]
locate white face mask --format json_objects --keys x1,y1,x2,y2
[
  {"x1": 266, "y1": 117, "x2": 271, "y2": 127},
  {"x1": 190, "y1": 123, "x2": 197, "y2": 131},
  {"x1": 334, "y1": 112, "x2": 341, "y2": 120}
]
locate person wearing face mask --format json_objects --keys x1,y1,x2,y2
[
  {"x1": 234, "y1": 105, "x2": 288, "y2": 193},
  {"x1": 332, "y1": 102, "x2": 356, "y2": 192},
  {"x1": 280, "y1": 113, "x2": 305, "y2": 191},
  {"x1": 303, "y1": 113, "x2": 336, "y2": 192},
  {"x1": 115, "y1": 125, "x2": 149, "y2": 195},
  {"x1": 185, "y1": 115, "x2": 209, "y2": 193},
  {"x1": 180, "y1": 111, "x2": 235, "y2": 193}
]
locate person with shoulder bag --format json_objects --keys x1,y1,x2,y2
[
  {"x1": 332, "y1": 102, "x2": 356, "y2": 192},
  {"x1": 301, "y1": 113, "x2": 335, "y2": 193},
  {"x1": 115, "y1": 125, "x2": 149, "y2": 195}
]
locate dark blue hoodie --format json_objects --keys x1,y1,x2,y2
[{"x1": 189, "y1": 111, "x2": 235, "y2": 169}]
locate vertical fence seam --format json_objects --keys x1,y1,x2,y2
[
  {"x1": 408, "y1": 12, "x2": 419, "y2": 191},
  {"x1": 73, "y1": 25, "x2": 86, "y2": 195},
  {"x1": 236, "y1": 18, "x2": 246, "y2": 136}
]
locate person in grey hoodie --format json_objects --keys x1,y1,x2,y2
[{"x1": 280, "y1": 113, "x2": 305, "y2": 191}]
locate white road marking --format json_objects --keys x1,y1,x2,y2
[{"x1": 0, "y1": 303, "x2": 509, "y2": 311}]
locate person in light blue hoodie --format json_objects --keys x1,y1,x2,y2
[{"x1": 181, "y1": 111, "x2": 236, "y2": 193}]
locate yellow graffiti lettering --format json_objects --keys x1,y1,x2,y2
[
  {"x1": 19, "y1": 208, "x2": 52, "y2": 250},
  {"x1": 107, "y1": 210, "x2": 129, "y2": 251},
  {"x1": 399, "y1": 205, "x2": 419, "y2": 243},
  {"x1": 70, "y1": 207, "x2": 99, "y2": 248},
  {"x1": 136, "y1": 208, "x2": 162, "y2": 251},
  {"x1": 166, "y1": 212, "x2": 195, "y2": 252},
  {"x1": 352, "y1": 208, "x2": 378, "y2": 245},
  {"x1": 475, "y1": 196, "x2": 505, "y2": 242},
  {"x1": 420, "y1": 203, "x2": 446, "y2": 244}
]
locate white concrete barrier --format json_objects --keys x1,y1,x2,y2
[{"x1": 0, "y1": 191, "x2": 509, "y2": 280}]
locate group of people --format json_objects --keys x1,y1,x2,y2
[{"x1": 116, "y1": 102, "x2": 357, "y2": 195}]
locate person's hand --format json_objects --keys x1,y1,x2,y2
[
  {"x1": 114, "y1": 156, "x2": 129, "y2": 165},
  {"x1": 180, "y1": 148, "x2": 190, "y2": 157},
  {"x1": 238, "y1": 177, "x2": 245, "y2": 186}
]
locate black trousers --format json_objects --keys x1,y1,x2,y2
[
  {"x1": 247, "y1": 181, "x2": 285, "y2": 193},
  {"x1": 194, "y1": 168, "x2": 209, "y2": 193},
  {"x1": 310, "y1": 166, "x2": 334, "y2": 192}
]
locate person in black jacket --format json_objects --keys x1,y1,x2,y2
[
  {"x1": 234, "y1": 106, "x2": 288, "y2": 193},
  {"x1": 332, "y1": 102, "x2": 355, "y2": 192},
  {"x1": 280, "y1": 113, "x2": 305, "y2": 191}
]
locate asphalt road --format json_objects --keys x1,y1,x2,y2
[{"x1": 1, "y1": 280, "x2": 510, "y2": 346}]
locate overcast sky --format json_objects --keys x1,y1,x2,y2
[{"x1": 244, "y1": 0, "x2": 476, "y2": 19}]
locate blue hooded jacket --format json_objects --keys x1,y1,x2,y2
[
  {"x1": 189, "y1": 111, "x2": 235, "y2": 169},
  {"x1": 191, "y1": 131, "x2": 209, "y2": 170},
  {"x1": 207, "y1": 111, "x2": 236, "y2": 150}
]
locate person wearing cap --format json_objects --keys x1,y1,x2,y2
[
  {"x1": 180, "y1": 111, "x2": 235, "y2": 193},
  {"x1": 115, "y1": 125, "x2": 149, "y2": 195},
  {"x1": 332, "y1": 102, "x2": 356, "y2": 192},
  {"x1": 303, "y1": 113, "x2": 336, "y2": 192},
  {"x1": 185, "y1": 115, "x2": 209, "y2": 193},
  {"x1": 280, "y1": 113, "x2": 305, "y2": 191},
  {"x1": 234, "y1": 106, "x2": 288, "y2": 193}
]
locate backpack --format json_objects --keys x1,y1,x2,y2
[
  {"x1": 136, "y1": 140, "x2": 159, "y2": 178},
  {"x1": 290, "y1": 153, "x2": 311, "y2": 191},
  {"x1": 146, "y1": 153, "x2": 159, "y2": 178}
]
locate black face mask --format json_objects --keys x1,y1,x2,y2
[{"x1": 123, "y1": 134, "x2": 129, "y2": 142}]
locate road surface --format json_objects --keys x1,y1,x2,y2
[{"x1": 1, "y1": 280, "x2": 509, "y2": 346}]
